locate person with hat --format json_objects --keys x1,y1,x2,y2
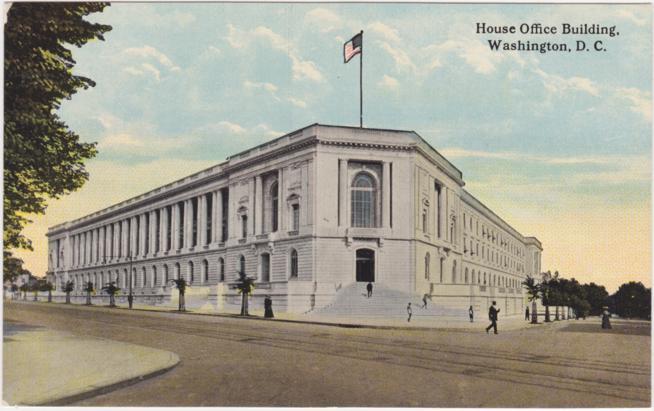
[{"x1": 264, "y1": 295, "x2": 274, "y2": 318}]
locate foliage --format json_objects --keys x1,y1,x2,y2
[
  {"x1": 83, "y1": 281, "x2": 95, "y2": 293},
  {"x1": 38, "y1": 279, "x2": 54, "y2": 292},
  {"x1": 581, "y1": 282, "x2": 610, "y2": 316},
  {"x1": 522, "y1": 275, "x2": 541, "y2": 302},
  {"x1": 101, "y1": 281, "x2": 120, "y2": 296},
  {"x1": 4, "y1": 3, "x2": 111, "y2": 271},
  {"x1": 610, "y1": 282, "x2": 651, "y2": 320},
  {"x1": 63, "y1": 280, "x2": 75, "y2": 293},
  {"x1": 3, "y1": 251, "x2": 31, "y2": 283},
  {"x1": 170, "y1": 278, "x2": 188, "y2": 296},
  {"x1": 234, "y1": 271, "x2": 256, "y2": 295}
]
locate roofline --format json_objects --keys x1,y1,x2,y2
[{"x1": 461, "y1": 188, "x2": 531, "y2": 242}]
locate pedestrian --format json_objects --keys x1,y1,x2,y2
[
  {"x1": 601, "y1": 306, "x2": 612, "y2": 329},
  {"x1": 422, "y1": 293, "x2": 429, "y2": 309},
  {"x1": 469, "y1": 305, "x2": 474, "y2": 322},
  {"x1": 264, "y1": 295, "x2": 274, "y2": 318},
  {"x1": 525, "y1": 307, "x2": 530, "y2": 321},
  {"x1": 407, "y1": 302, "x2": 412, "y2": 322},
  {"x1": 486, "y1": 301, "x2": 500, "y2": 334},
  {"x1": 366, "y1": 282, "x2": 373, "y2": 298}
]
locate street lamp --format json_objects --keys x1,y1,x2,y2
[{"x1": 102, "y1": 252, "x2": 134, "y2": 309}]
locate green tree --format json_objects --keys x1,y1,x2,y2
[
  {"x1": 540, "y1": 271, "x2": 558, "y2": 322},
  {"x1": 170, "y1": 278, "x2": 188, "y2": 312},
  {"x1": 3, "y1": 251, "x2": 30, "y2": 284},
  {"x1": 581, "y1": 282, "x2": 609, "y2": 316},
  {"x1": 19, "y1": 283, "x2": 29, "y2": 300},
  {"x1": 234, "y1": 271, "x2": 256, "y2": 316},
  {"x1": 101, "y1": 281, "x2": 120, "y2": 307},
  {"x1": 4, "y1": 3, "x2": 112, "y2": 269},
  {"x1": 611, "y1": 282, "x2": 651, "y2": 320},
  {"x1": 63, "y1": 280, "x2": 75, "y2": 304},
  {"x1": 522, "y1": 275, "x2": 541, "y2": 324},
  {"x1": 40, "y1": 281, "x2": 55, "y2": 302},
  {"x1": 83, "y1": 281, "x2": 94, "y2": 305}
]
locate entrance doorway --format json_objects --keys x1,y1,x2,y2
[{"x1": 356, "y1": 248, "x2": 375, "y2": 282}]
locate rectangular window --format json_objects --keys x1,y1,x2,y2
[
  {"x1": 191, "y1": 198, "x2": 198, "y2": 247},
  {"x1": 144, "y1": 213, "x2": 150, "y2": 255},
  {"x1": 178, "y1": 202, "x2": 184, "y2": 248},
  {"x1": 166, "y1": 206, "x2": 172, "y2": 251},
  {"x1": 435, "y1": 182, "x2": 442, "y2": 238},
  {"x1": 221, "y1": 188, "x2": 229, "y2": 242},
  {"x1": 241, "y1": 215, "x2": 248, "y2": 238},
  {"x1": 135, "y1": 217, "x2": 140, "y2": 256},
  {"x1": 292, "y1": 204, "x2": 300, "y2": 231},
  {"x1": 155, "y1": 209, "x2": 160, "y2": 252}
]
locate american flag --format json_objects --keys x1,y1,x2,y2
[{"x1": 343, "y1": 32, "x2": 362, "y2": 63}]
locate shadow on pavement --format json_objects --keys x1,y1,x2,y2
[
  {"x1": 3, "y1": 320, "x2": 44, "y2": 337},
  {"x1": 561, "y1": 321, "x2": 651, "y2": 336}
]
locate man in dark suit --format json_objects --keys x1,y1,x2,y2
[{"x1": 486, "y1": 301, "x2": 500, "y2": 334}]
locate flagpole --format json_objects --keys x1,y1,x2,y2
[{"x1": 359, "y1": 30, "x2": 363, "y2": 128}]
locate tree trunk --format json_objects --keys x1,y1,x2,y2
[
  {"x1": 555, "y1": 305, "x2": 559, "y2": 321},
  {"x1": 65, "y1": 292, "x2": 71, "y2": 304},
  {"x1": 48, "y1": 290, "x2": 52, "y2": 303},
  {"x1": 33, "y1": 292, "x2": 38, "y2": 301},
  {"x1": 109, "y1": 294, "x2": 115, "y2": 307},
  {"x1": 531, "y1": 301, "x2": 538, "y2": 324},
  {"x1": 545, "y1": 305, "x2": 551, "y2": 322},
  {"x1": 86, "y1": 292, "x2": 91, "y2": 305},
  {"x1": 241, "y1": 292, "x2": 249, "y2": 316},
  {"x1": 179, "y1": 292, "x2": 185, "y2": 311}
]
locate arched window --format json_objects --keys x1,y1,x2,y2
[
  {"x1": 289, "y1": 249, "x2": 298, "y2": 278},
  {"x1": 465, "y1": 267, "x2": 469, "y2": 284},
  {"x1": 163, "y1": 264, "x2": 169, "y2": 284},
  {"x1": 188, "y1": 261, "x2": 194, "y2": 283},
  {"x1": 270, "y1": 182, "x2": 279, "y2": 232},
  {"x1": 219, "y1": 258, "x2": 225, "y2": 282},
  {"x1": 202, "y1": 259, "x2": 209, "y2": 283},
  {"x1": 260, "y1": 253, "x2": 270, "y2": 282},
  {"x1": 452, "y1": 260, "x2": 457, "y2": 284},
  {"x1": 239, "y1": 255, "x2": 246, "y2": 276},
  {"x1": 351, "y1": 173, "x2": 377, "y2": 228},
  {"x1": 483, "y1": 272, "x2": 487, "y2": 285},
  {"x1": 131, "y1": 268, "x2": 136, "y2": 288},
  {"x1": 174, "y1": 263, "x2": 180, "y2": 280},
  {"x1": 142, "y1": 267, "x2": 147, "y2": 288},
  {"x1": 425, "y1": 253, "x2": 430, "y2": 280},
  {"x1": 472, "y1": 269, "x2": 476, "y2": 284},
  {"x1": 152, "y1": 266, "x2": 158, "y2": 287},
  {"x1": 122, "y1": 269, "x2": 127, "y2": 289},
  {"x1": 422, "y1": 209, "x2": 427, "y2": 233}
]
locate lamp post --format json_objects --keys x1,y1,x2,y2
[{"x1": 102, "y1": 252, "x2": 134, "y2": 309}]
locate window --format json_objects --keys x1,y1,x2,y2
[
  {"x1": 292, "y1": 204, "x2": 300, "y2": 231},
  {"x1": 241, "y1": 215, "x2": 248, "y2": 238},
  {"x1": 174, "y1": 263, "x2": 180, "y2": 280},
  {"x1": 144, "y1": 213, "x2": 149, "y2": 255},
  {"x1": 188, "y1": 261, "x2": 194, "y2": 283},
  {"x1": 435, "y1": 182, "x2": 442, "y2": 237},
  {"x1": 465, "y1": 267, "x2": 469, "y2": 283},
  {"x1": 191, "y1": 198, "x2": 198, "y2": 247},
  {"x1": 260, "y1": 253, "x2": 270, "y2": 282},
  {"x1": 135, "y1": 217, "x2": 140, "y2": 256},
  {"x1": 163, "y1": 264, "x2": 169, "y2": 284},
  {"x1": 202, "y1": 259, "x2": 209, "y2": 283},
  {"x1": 166, "y1": 205, "x2": 172, "y2": 251},
  {"x1": 142, "y1": 267, "x2": 147, "y2": 288},
  {"x1": 289, "y1": 249, "x2": 298, "y2": 278},
  {"x1": 271, "y1": 182, "x2": 279, "y2": 232},
  {"x1": 221, "y1": 189, "x2": 229, "y2": 242},
  {"x1": 152, "y1": 266, "x2": 157, "y2": 286},
  {"x1": 351, "y1": 173, "x2": 377, "y2": 228},
  {"x1": 219, "y1": 258, "x2": 225, "y2": 282},
  {"x1": 155, "y1": 209, "x2": 160, "y2": 252},
  {"x1": 205, "y1": 193, "x2": 212, "y2": 245},
  {"x1": 425, "y1": 253, "x2": 430, "y2": 280},
  {"x1": 239, "y1": 255, "x2": 246, "y2": 275},
  {"x1": 422, "y1": 209, "x2": 427, "y2": 233},
  {"x1": 131, "y1": 268, "x2": 136, "y2": 288},
  {"x1": 452, "y1": 260, "x2": 457, "y2": 284},
  {"x1": 178, "y1": 202, "x2": 185, "y2": 248}
]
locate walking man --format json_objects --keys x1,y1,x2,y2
[
  {"x1": 407, "y1": 302, "x2": 413, "y2": 322},
  {"x1": 469, "y1": 305, "x2": 474, "y2": 322},
  {"x1": 525, "y1": 307, "x2": 530, "y2": 321},
  {"x1": 486, "y1": 301, "x2": 500, "y2": 334},
  {"x1": 421, "y1": 293, "x2": 429, "y2": 309},
  {"x1": 366, "y1": 282, "x2": 373, "y2": 298}
]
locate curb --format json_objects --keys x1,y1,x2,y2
[
  {"x1": 41, "y1": 357, "x2": 180, "y2": 406},
  {"x1": 10, "y1": 300, "x2": 567, "y2": 333}
]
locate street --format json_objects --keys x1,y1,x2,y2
[{"x1": 3, "y1": 302, "x2": 650, "y2": 407}]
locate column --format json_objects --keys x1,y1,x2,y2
[
  {"x1": 161, "y1": 207, "x2": 168, "y2": 252},
  {"x1": 99, "y1": 226, "x2": 105, "y2": 262},
  {"x1": 149, "y1": 211, "x2": 157, "y2": 253},
  {"x1": 248, "y1": 179, "x2": 255, "y2": 236},
  {"x1": 122, "y1": 220, "x2": 129, "y2": 258},
  {"x1": 199, "y1": 195, "x2": 207, "y2": 246},
  {"x1": 382, "y1": 161, "x2": 391, "y2": 228},
  {"x1": 215, "y1": 190, "x2": 222, "y2": 243},
  {"x1": 85, "y1": 231, "x2": 90, "y2": 265},
  {"x1": 278, "y1": 168, "x2": 284, "y2": 231},
  {"x1": 172, "y1": 203, "x2": 180, "y2": 250},
  {"x1": 338, "y1": 159, "x2": 348, "y2": 226},
  {"x1": 254, "y1": 175, "x2": 263, "y2": 235},
  {"x1": 130, "y1": 217, "x2": 137, "y2": 258},
  {"x1": 184, "y1": 199, "x2": 192, "y2": 248},
  {"x1": 138, "y1": 214, "x2": 146, "y2": 256}
]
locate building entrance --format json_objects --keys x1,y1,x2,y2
[{"x1": 355, "y1": 249, "x2": 375, "y2": 282}]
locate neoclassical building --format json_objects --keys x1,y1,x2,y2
[{"x1": 47, "y1": 124, "x2": 542, "y2": 316}]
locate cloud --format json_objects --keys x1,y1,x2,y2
[
  {"x1": 367, "y1": 22, "x2": 401, "y2": 43},
  {"x1": 217, "y1": 121, "x2": 247, "y2": 134},
  {"x1": 532, "y1": 68, "x2": 600, "y2": 97},
  {"x1": 225, "y1": 24, "x2": 324, "y2": 83},
  {"x1": 287, "y1": 97, "x2": 307, "y2": 108},
  {"x1": 244, "y1": 80, "x2": 278, "y2": 93},
  {"x1": 616, "y1": 9, "x2": 648, "y2": 26},
  {"x1": 123, "y1": 45, "x2": 181, "y2": 71},
  {"x1": 379, "y1": 42, "x2": 417, "y2": 74},
  {"x1": 378, "y1": 74, "x2": 399, "y2": 91},
  {"x1": 306, "y1": 8, "x2": 342, "y2": 33},
  {"x1": 615, "y1": 87, "x2": 652, "y2": 122}
]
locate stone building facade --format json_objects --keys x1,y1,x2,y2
[{"x1": 47, "y1": 124, "x2": 542, "y2": 316}]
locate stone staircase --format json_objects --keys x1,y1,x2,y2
[{"x1": 307, "y1": 282, "x2": 469, "y2": 319}]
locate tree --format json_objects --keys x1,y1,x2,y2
[
  {"x1": 234, "y1": 271, "x2": 256, "y2": 316},
  {"x1": 581, "y1": 282, "x2": 609, "y2": 316},
  {"x1": 522, "y1": 275, "x2": 540, "y2": 324},
  {"x1": 611, "y1": 282, "x2": 651, "y2": 320},
  {"x1": 83, "y1": 281, "x2": 94, "y2": 305},
  {"x1": 3, "y1": 251, "x2": 31, "y2": 284},
  {"x1": 540, "y1": 271, "x2": 558, "y2": 322},
  {"x1": 40, "y1": 281, "x2": 55, "y2": 303},
  {"x1": 101, "y1": 281, "x2": 120, "y2": 307},
  {"x1": 170, "y1": 278, "x2": 188, "y2": 311},
  {"x1": 4, "y1": 3, "x2": 112, "y2": 270},
  {"x1": 63, "y1": 280, "x2": 75, "y2": 304},
  {"x1": 19, "y1": 283, "x2": 29, "y2": 300}
]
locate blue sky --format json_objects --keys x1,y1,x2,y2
[{"x1": 19, "y1": 3, "x2": 652, "y2": 292}]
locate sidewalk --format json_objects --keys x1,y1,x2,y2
[
  {"x1": 10, "y1": 299, "x2": 569, "y2": 333},
  {"x1": 3, "y1": 320, "x2": 180, "y2": 405}
]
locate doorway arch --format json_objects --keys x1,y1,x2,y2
[{"x1": 355, "y1": 248, "x2": 375, "y2": 282}]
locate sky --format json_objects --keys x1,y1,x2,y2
[{"x1": 13, "y1": 3, "x2": 652, "y2": 293}]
